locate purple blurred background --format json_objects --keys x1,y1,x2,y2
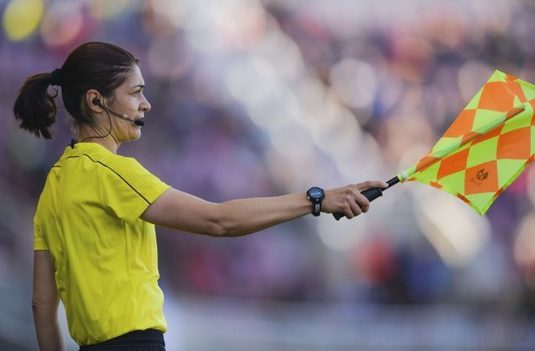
[{"x1": 2, "y1": 0, "x2": 535, "y2": 349}]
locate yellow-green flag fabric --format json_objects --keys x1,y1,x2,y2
[{"x1": 399, "y1": 70, "x2": 535, "y2": 214}]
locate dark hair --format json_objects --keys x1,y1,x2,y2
[{"x1": 13, "y1": 42, "x2": 139, "y2": 139}]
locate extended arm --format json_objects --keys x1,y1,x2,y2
[
  {"x1": 141, "y1": 181, "x2": 387, "y2": 237},
  {"x1": 33, "y1": 250, "x2": 64, "y2": 351}
]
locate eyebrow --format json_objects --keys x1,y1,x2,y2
[{"x1": 131, "y1": 84, "x2": 145, "y2": 90}]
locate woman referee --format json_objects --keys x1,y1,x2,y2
[{"x1": 14, "y1": 42, "x2": 387, "y2": 351}]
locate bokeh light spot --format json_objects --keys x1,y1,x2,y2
[{"x1": 3, "y1": 0, "x2": 44, "y2": 41}]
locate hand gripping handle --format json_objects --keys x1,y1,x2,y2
[{"x1": 332, "y1": 177, "x2": 399, "y2": 220}]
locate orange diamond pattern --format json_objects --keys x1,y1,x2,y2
[
  {"x1": 437, "y1": 149, "x2": 469, "y2": 179},
  {"x1": 478, "y1": 81, "x2": 516, "y2": 112},
  {"x1": 497, "y1": 128, "x2": 531, "y2": 159},
  {"x1": 444, "y1": 109, "x2": 475, "y2": 138}
]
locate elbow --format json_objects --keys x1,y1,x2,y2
[
  {"x1": 204, "y1": 204, "x2": 248, "y2": 237},
  {"x1": 206, "y1": 221, "x2": 232, "y2": 237},
  {"x1": 203, "y1": 205, "x2": 232, "y2": 237},
  {"x1": 205, "y1": 218, "x2": 244, "y2": 237}
]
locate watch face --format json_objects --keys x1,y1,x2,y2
[{"x1": 308, "y1": 187, "x2": 324, "y2": 199}]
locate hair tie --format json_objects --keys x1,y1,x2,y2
[{"x1": 49, "y1": 68, "x2": 63, "y2": 86}]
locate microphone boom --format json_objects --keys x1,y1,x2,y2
[{"x1": 102, "y1": 105, "x2": 144, "y2": 127}]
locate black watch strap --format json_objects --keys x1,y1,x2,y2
[{"x1": 312, "y1": 202, "x2": 321, "y2": 216}]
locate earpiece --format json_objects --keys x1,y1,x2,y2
[{"x1": 92, "y1": 97, "x2": 102, "y2": 107}]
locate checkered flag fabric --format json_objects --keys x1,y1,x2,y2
[{"x1": 400, "y1": 70, "x2": 535, "y2": 214}]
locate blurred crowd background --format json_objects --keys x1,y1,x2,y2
[{"x1": 2, "y1": 0, "x2": 535, "y2": 350}]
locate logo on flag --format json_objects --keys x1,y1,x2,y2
[{"x1": 471, "y1": 168, "x2": 489, "y2": 187}]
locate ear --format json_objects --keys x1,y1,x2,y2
[{"x1": 85, "y1": 89, "x2": 104, "y2": 113}]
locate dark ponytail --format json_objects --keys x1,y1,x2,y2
[
  {"x1": 13, "y1": 72, "x2": 58, "y2": 139},
  {"x1": 13, "y1": 42, "x2": 138, "y2": 139}
]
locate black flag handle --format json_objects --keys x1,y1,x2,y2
[{"x1": 332, "y1": 176, "x2": 399, "y2": 220}]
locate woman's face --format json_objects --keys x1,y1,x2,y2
[{"x1": 106, "y1": 64, "x2": 151, "y2": 142}]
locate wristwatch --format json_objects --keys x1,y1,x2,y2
[{"x1": 306, "y1": 187, "x2": 325, "y2": 216}]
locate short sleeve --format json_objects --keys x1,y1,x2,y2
[
  {"x1": 34, "y1": 218, "x2": 49, "y2": 251},
  {"x1": 99, "y1": 157, "x2": 170, "y2": 223}
]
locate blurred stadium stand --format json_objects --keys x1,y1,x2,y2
[{"x1": 2, "y1": 0, "x2": 535, "y2": 349}]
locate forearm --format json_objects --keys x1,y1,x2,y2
[
  {"x1": 33, "y1": 305, "x2": 64, "y2": 351},
  {"x1": 213, "y1": 192, "x2": 311, "y2": 237}
]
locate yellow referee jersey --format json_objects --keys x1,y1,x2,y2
[{"x1": 33, "y1": 142, "x2": 170, "y2": 346}]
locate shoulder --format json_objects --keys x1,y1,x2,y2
[
  {"x1": 103, "y1": 153, "x2": 147, "y2": 176},
  {"x1": 53, "y1": 143, "x2": 169, "y2": 204},
  {"x1": 59, "y1": 144, "x2": 150, "y2": 179},
  {"x1": 99, "y1": 153, "x2": 159, "y2": 189}
]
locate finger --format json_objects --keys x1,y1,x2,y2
[
  {"x1": 348, "y1": 198, "x2": 363, "y2": 217},
  {"x1": 345, "y1": 186, "x2": 367, "y2": 215},
  {"x1": 354, "y1": 192, "x2": 370, "y2": 213},
  {"x1": 341, "y1": 192, "x2": 356, "y2": 219},
  {"x1": 340, "y1": 202, "x2": 354, "y2": 219},
  {"x1": 357, "y1": 180, "x2": 389, "y2": 191}
]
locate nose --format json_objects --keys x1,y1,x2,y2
[{"x1": 140, "y1": 95, "x2": 151, "y2": 112}]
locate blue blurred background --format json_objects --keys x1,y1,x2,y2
[{"x1": 2, "y1": 0, "x2": 535, "y2": 350}]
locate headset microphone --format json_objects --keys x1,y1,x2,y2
[
  {"x1": 133, "y1": 118, "x2": 145, "y2": 126},
  {"x1": 93, "y1": 98, "x2": 145, "y2": 126}
]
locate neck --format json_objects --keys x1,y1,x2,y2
[{"x1": 77, "y1": 126, "x2": 120, "y2": 154}]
